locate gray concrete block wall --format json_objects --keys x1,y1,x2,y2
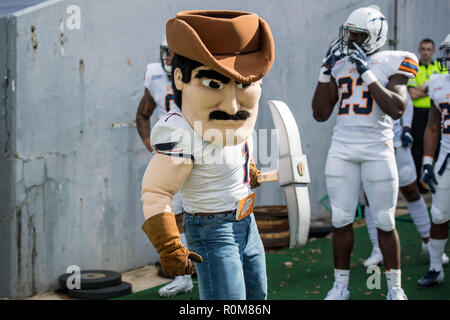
[
  {"x1": 0, "y1": 13, "x2": 17, "y2": 298},
  {"x1": 0, "y1": 0, "x2": 448, "y2": 298}
]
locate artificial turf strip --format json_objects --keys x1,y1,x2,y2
[{"x1": 115, "y1": 215, "x2": 449, "y2": 300}]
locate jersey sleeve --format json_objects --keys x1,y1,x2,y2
[
  {"x1": 151, "y1": 111, "x2": 202, "y2": 163},
  {"x1": 393, "y1": 52, "x2": 419, "y2": 79},
  {"x1": 143, "y1": 63, "x2": 158, "y2": 91},
  {"x1": 428, "y1": 74, "x2": 440, "y2": 109},
  {"x1": 402, "y1": 93, "x2": 414, "y2": 128}
]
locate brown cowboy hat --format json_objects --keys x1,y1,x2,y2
[{"x1": 166, "y1": 10, "x2": 275, "y2": 83}]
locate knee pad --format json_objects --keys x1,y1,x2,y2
[
  {"x1": 431, "y1": 169, "x2": 450, "y2": 224},
  {"x1": 431, "y1": 208, "x2": 450, "y2": 225},
  {"x1": 373, "y1": 209, "x2": 396, "y2": 231},
  {"x1": 397, "y1": 164, "x2": 417, "y2": 187},
  {"x1": 431, "y1": 193, "x2": 450, "y2": 225},
  {"x1": 331, "y1": 206, "x2": 355, "y2": 229}
]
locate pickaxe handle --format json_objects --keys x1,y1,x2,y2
[{"x1": 257, "y1": 169, "x2": 279, "y2": 183}]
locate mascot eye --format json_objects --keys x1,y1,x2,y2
[
  {"x1": 236, "y1": 82, "x2": 251, "y2": 89},
  {"x1": 202, "y1": 79, "x2": 223, "y2": 90}
]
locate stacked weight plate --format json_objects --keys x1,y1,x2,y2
[{"x1": 59, "y1": 270, "x2": 132, "y2": 300}]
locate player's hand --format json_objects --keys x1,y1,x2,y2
[
  {"x1": 422, "y1": 164, "x2": 438, "y2": 194},
  {"x1": 143, "y1": 137, "x2": 154, "y2": 153},
  {"x1": 321, "y1": 37, "x2": 345, "y2": 74},
  {"x1": 349, "y1": 42, "x2": 370, "y2": 75},
  {"x1": 400, "y1": 127, "x2": 414, "y2": 147}
]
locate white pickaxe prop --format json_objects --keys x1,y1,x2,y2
[{"x1": 257, "y1": 100, "x2": 311, "y2": 248}]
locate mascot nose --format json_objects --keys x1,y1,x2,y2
[{"x1": 221, "y1": 86, "x2": 239, "y2": 116}]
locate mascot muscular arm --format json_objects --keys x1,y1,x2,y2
[{"x1": 141, "y1": 154, "x2": 201, "y2": 276}]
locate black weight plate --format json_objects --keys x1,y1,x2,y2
[
  {"x1": 59, "y1": 270, "x2": 122, "y2": 290},
  {"x1": 68, "y1": 282, "x2": 132, "y2": 300}
]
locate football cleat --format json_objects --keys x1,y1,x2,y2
[
  {"x1": 158, "y1": 275, "x2": 193, "y2": 297},
  {"x1": 363, "y1": 247, "x2": 383, "y2": 267},
  {"x1": 324, "y1": 282, "x2": 350, "y2": 300},
  {"x1": 386, "y1": 287, "x2": 408, "y2": 300},
  {"x1": 339, "y1": 5, "x2": 388, "y2": 55},
  {"x1": 417, "y1": 270, "x2": 444, "y2": 289}
]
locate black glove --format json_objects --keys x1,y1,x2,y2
[
  {"x1": 348, "y1": 42, "x2": 369, "y2": 75},
  {"x1": 321, "y1": 37, "x2": 346, "y2": 74},
  {"x1": 422, "y1": 164, "x2": 438, "y2": 194},
  {"x1": 400, "y1": 127, "x2": 414, "y2": 148}
]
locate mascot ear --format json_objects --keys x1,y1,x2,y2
[{"x1": 174, "y1": 68, "x2": 184, "y2": 91}]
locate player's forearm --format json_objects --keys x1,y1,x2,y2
[
  {"x1": 136, "y1": 90, "x2": 156, "y2": 141},
  {"x1": 408, "y1": 86, "x2": 428, "y2": 100},
  {"x1": 369, "y1": 82, "x2": 406, "y2": 120},
  {"x1": 312, "y1": 83, "x2": 335, "y2": 122},
  {"x1": 423, "y1": 126, "x2": 439, "y2": 158},
  {"x1": 136, "y1": 112, "x2": 151, "y2": 141}
]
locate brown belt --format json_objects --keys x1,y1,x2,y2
[{"x1": 184, "y1": 209, "x2": 236, "y2": 216}]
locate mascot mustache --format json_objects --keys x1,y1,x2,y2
[{"x1": 209, "y1": 110, "x2": 250, "y2": 121}]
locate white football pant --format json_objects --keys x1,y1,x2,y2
[{"x1": 326, "y1": 157, "x2": 398, "y2": 231}]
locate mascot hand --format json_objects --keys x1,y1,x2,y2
[
  {"x1": 249, "y1": 162, "x2": 261, "y2": 189},
  {"x1": 142, "y1": 212, "x2": 203, "y2": 276}
]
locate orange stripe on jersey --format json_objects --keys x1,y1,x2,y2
[
  {"x1": 399, "y1": 57, "x2": 419, "y2": 76},
  {"x1": 403, "y1": 57, "x2": 418, "y2": 66},
  {"x1": 399, "y1": 65, "x2": 418, "y2": 76}
]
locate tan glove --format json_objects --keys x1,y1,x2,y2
[
  {"x1": 249, "y1": 162, "x2": 261, "y2": 189},
  {"x1": 142, "y1": 212, "x2": 203, "y2": 276}
]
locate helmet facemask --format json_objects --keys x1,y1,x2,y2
[
  {"x1": 437, "y1": 45, "x2": 450, "y2": 72},
  {"x1": 339, "y1": 25, "x2": 371, "y2": 55},
  {"x1": 160, "y1": 45, "x2": 172, "y2": 75}
]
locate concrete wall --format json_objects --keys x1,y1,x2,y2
[{"x1": 0, "y1": 0, "x2": 448, "y2": 298}]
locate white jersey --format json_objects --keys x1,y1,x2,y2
[
  {"x1": 151, "y1": 105, "x2": 253, "y2": 213},
  {"x1": 393, "y1": 93, "x2": 414, "y2": 148},
  {"x1": 429, "y1": 73, "x2": 450, "y2": 155},
  {"x1": 143, "y1": 63, "x2": 174, "y2": 121},
  {"x1": 330, "y1": 50, "x2": 419, "y2": 160}
]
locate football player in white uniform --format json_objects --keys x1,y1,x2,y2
[
  {"x1": 417, "y1": 33, "x2": 450, "y2": 288},
  {"x1": 136, "y1": 37, "x2": 175, "y2": 152},
  {"x1": 364, "y1": 93, "x2": 448, "y2": 267},
  {"x1": 136, "y1": 38, "x2": 193, "y2": 297},
  {"x1": 312, "y1": 6, "x2": 418, "y2": 300},
  {"x1": 140, "y1": 10, "x2": 273, "y2": 300}
]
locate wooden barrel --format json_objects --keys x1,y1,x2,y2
[{"x1": 254, "y1": 206, "x2": 289, "y2": 250}]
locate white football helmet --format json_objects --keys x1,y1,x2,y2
[
  {"x1": 160, "y1": 36, "x2": 172, "y2": 75},
  {"x1": 437, "y1": 33, "x2": 450, "y2": 72},
  {"x1": 339, "y1": 5, "x2": 388, "y2": 55}
]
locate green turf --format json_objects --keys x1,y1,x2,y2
[{"x1": 115, "y1": 215, "x2": 449, "y2": 300}]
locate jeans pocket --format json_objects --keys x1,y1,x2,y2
[{"x1": 202, "y1": 213, "x2": 234, "y2": 229}]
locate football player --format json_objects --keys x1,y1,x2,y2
[
  {"x1": 140, "y1": 10, "x2": 273, "y2": 300},
  {"x1": 136, "y1": 38, "x2": 193, "y2": 297},
  {"x1": 364, "y1": 93, "x2": 448, "y2": 267},
  {"x1": 417, "y1": 33, "x2": 450, "y2": 288},
  {"x1": 136, "y1": 37, "x2": 174, "y2": 153},
  {"x1": 312, "y1": 6, "x2": 418, "y2": 300}
]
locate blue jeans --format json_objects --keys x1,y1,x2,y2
[{"x1": 183, "y1": 212, "x2": 267, "y2": 300}]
